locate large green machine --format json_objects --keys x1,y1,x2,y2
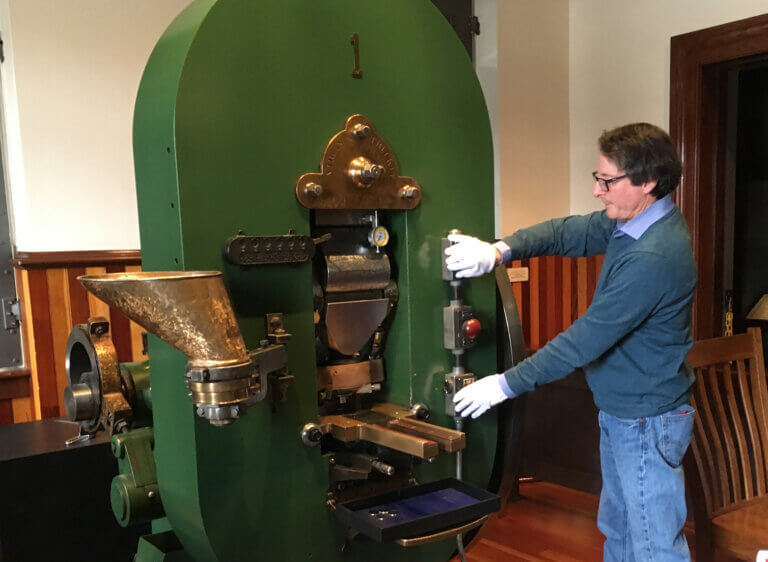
[{"x1": 61, "y1": 1, "x2": 525, "y2": 560}]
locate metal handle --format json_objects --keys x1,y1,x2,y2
[
  {"x1": 65, "y1": 433, "x2": 92, "y2": 447},
  {"x1": 394, "y1": 515, "x2": 489, "y2": 547}
]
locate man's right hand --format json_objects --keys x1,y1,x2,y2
[
  {"x1": 444, "y1": 234, "x2": 500, "y2": 278},
  {"x1": 454, "y1": 374, "x2": 511, "y2": 418}
]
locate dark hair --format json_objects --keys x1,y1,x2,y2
[{"x1": 598, "y1": 123, "x2": 682, "y2": 198}]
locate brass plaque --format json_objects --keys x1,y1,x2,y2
[{"x1": 295, "y1": 114, "x2": 422, "y2": 210}]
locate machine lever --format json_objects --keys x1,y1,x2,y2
[{"x1": 312, "y1": 232, "x2": 332, "y2": 245}]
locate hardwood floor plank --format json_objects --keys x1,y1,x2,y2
[
  {"x1": 476, "y1": 538, "x2": 549, "y2": 561},
  {"x1": 454, "y1": 481, "x2": 702, "y2": 562},
  {"x1": 455, "y1": 482, "x2": 605, "y2": 562}
]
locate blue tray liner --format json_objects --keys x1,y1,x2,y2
[{"x1": 355, "y1": 488, "x2": 480, "y2": 528}]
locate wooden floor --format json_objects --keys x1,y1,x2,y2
[{"x1": 453, "y1": 481, "x2": 699, "y2": 562}]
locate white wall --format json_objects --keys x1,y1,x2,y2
[
  {"x1": 569, "y1": 0, "x2": 768, "y2": 215},
  {"x1": 4, "y1": 2, "x2": 766, "y2": 250},
  {"x1": 0, "y1": 0, "x2": 192, "y2": 252},
  {"x1": 497, "y1": 1, "x2": 571, "y2": 235},
  {"x1": 474, "y1": 0, "x2": 500, "y2": 237}
]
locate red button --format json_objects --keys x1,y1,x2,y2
[{"x1": 463, "y1": 318, "x2": 481, "y2": 339}]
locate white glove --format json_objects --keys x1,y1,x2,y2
[
  {"x1": 453, "y1": 374, "x2": 511, "y2": 419},
  {"x1": 444, "y1": 234, "x2": 499, "y2": 278}
]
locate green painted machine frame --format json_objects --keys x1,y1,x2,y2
[{"x1": 131, "y1": 1, "x2": 503, "y2": 560}]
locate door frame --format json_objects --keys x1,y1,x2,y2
[{"x1": 670, "y1": 13, "x2": 768, "y2": 339}]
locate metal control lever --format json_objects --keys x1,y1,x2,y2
[
  {"x1": 442, "y1": 230, "x2": 481, "y2": 417},
  {"x1": 444, "y1": 371, "x2": 476, "y2": 416}
]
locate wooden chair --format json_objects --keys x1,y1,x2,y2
[{"x1": 686, "y1": 327, "x2": 768, "y2": 561}]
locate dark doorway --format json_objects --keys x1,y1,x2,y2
[
  {"x1": 731, "y1": 66, "x2": 768, "y2": 338},
  {"x1": 670, "y1": 14, "x2": 768, "y2": 340}
]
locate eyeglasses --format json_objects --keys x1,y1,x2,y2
[{"x1": 592, "y1": 171, "x2": 627, "y2": 192}]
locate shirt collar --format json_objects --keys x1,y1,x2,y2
[{"x1": 613, "y1": 195, "x2": 674, "y2": 240}]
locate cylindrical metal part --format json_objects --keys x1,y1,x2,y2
[
  {"x1": 371, "y1": 459, "x2": 395, "y2": 476},
  {"x1": 301, "y1": 423, "x2": 323, "y2": 447},
  {"x1": 323, "y1": 254, "x2": 390, "y2": 293},
  {"x1": 120, "y1": 361, "x2": 152, "y2": 423},
  {"x1": 110, "y1": 474, "x2": 164, "y2": 528},
  {"x1": 63, "y1": 383, "x2": 97, "y2": 422},
  {"x1": 187, "y1": 378, "x2": 254, "y2": 407}
]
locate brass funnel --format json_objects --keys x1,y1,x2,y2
[{"x1": 78, "y1": 271, "x2": 250, "y2": 372}]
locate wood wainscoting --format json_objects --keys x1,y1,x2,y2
[
  {"x1": 510, "y1": 254, "x2": 606, "y2": 494},
  {"x1": 10, "y1": 250, "x2": 145, "y2": 424},
  {"x1": 510, "y1": 255, "x2": 604, "y2": 352}
]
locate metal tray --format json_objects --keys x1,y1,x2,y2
[{"x1": 333, "y1": 478, "x2": 501, "y2": 543}]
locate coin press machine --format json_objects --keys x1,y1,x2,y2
[{"x1": 61, "y1": 1, "x2": 526, "y2": 560}]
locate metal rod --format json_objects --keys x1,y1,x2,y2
[{"x1": 455, "y1": 415, "x2": 467, "y2": 562}]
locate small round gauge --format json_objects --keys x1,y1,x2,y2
[{"x1": 370, "y1": 226, "x2": 390, "y2": 248}]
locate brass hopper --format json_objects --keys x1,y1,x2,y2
[{"x1": 77, "y1": 271, "x2": 287, "y2": 425}]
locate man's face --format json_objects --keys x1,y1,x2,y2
[{"x1": 593, "y1": 153, "x2": 656, "y2": 220}]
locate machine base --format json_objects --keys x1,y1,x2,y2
[{"x1": 135, "y1": 531, "x2": 191, "y2": 562}]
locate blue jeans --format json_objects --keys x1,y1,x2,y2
[{"x1": 597, "y1": 404, "x2": 695, "y2": 562}]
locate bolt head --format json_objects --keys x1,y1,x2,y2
[
  {"x1": 352, "y1": 124, "x2": 371, "y2": 139},
  {"x1": 304, "y1": 183, "x2": 323, "y2": 198}
]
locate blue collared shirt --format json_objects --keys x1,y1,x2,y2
[{"x1": 613, "y1": 195, "x2": 674, "y2": 240}]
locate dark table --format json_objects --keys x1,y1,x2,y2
[{"x1": 0, "y1": 419, "x2": 149, "y2": 561}]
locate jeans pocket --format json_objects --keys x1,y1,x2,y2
[
  {"x1": 612, "y1": 414, "x2": 645, "y2": 426},
  {"x1": 661, "y1": 406, "x2": 695, "y2": 467}
]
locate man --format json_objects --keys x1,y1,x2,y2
[{"x1": 446, "y1": 123, "x2": 697, "y2": 562}]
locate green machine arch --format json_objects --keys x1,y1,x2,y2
[{"x1": 130, "y1": 0, "x2": 503, "y2": 559}]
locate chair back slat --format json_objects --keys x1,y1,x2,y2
[
  {"x1": 736, "y1": 358, "x2": 764, "y2": 497},
  {"x1": 716, "y1": 361, "x2": 743, "y2": 501},
  {"x1": 695, "y1": 365, "x2": 731, "y2": 508},
  {"x1": 725, "y1": 359, "x2": 759, "y2": 498},
  {"x1": 691, "y1": 420, "x2": 715, "y2": 515},
  {"x1": 688, "y1": 328, "x2": 768, "y2": 517},
  {"x1": 749, "y1": 329, "x2": 768, "y2": 491}
]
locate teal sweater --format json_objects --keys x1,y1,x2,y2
[{"x1": 501, "y1": 207, "x2": 697, "y2": 418}]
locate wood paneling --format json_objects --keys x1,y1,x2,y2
[
  {"x1": 511, "y1": 255, "x2": 603, "y2": 353},
  {"x1": 27, "y1": 268, "x2": 58, "y2": 419},
  {"x1": 510, "y1": 255, "x2": 604, "y2": 494},
  {"x1": 46, "y1": 268, "x2": 73, "y2": 416},
  {"x1": 106, "y1": 264, "x2": 133, "y2": 363},
  {"x1": 11, "y1": 254, "x2": 146, "y2": 424},
  {"x1": 0, "y1": 400, "x2": 13, "y2": 425},
  {"x1": 0, "y1": 372, "x2": 30, "y2": 400}
]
